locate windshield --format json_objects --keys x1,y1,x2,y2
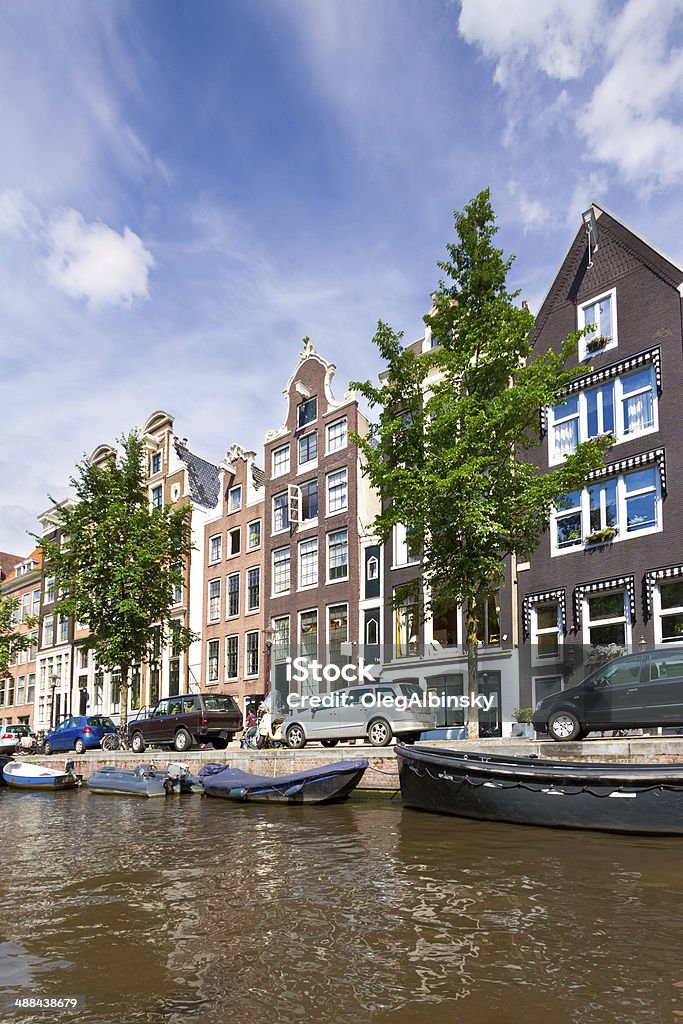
[
  {"x1": 204, "y1": 696, "x2": 239, "y2": 712},
  {"x1": 87, "y1": 716, "x2": 114, "y2": 728}
]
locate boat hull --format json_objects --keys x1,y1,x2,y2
[
  {"x1": 199, "y1": 760, "x2": 368, "y2": 804},
  {"x1": 0, "y1": 755, "x2": 14, "y2": 785},
  {"x1": 86, "y1": 763, "x2": 203, "y2": 797},
  {"x1": 3, "y1": 761, "x2": 79, "y2": 790},
  {"x1": 395, "y1": 744, "x2": 683, "y2": 835}
]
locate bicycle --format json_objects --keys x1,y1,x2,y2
[{"x1": 101, "y1": 726, "x2": 132, "y2": 752}]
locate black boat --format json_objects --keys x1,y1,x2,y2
[
  {"x1": 199, "y1": 759, "x2": 368, "y2": 804},
  {"x1": 395, "y1": 743, "x2": 683, "y2": 835}
]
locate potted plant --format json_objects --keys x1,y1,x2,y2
[
  {"x1": 586, "y1": 334, "x2": 609, "y2": 353},
  {"x1": 512, "y1": 707, "x2": 535, "y2": 738},
  {"x1": 585, "y1": 526, "x2": 618, "y2": 545}
]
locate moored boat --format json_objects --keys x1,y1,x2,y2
[
  {"x1": 395, "y1": 743, "x2": 683, "y2": 835},
  {"x1": 3, "y1": 759, "x2": 80, "y2": 790},
  {"x1": 86, "y1": 761, "x2": 203, "y2": 797},
  {"x1": 0, "y1": 754, "x2": 14, "y2": 784},
  {"x1": 199, "y1": 759, "x2": 368, "y2": 804}
]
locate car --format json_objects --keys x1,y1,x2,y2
[
  {"x1": 533, "y1": 648, "x2": 683, "y2": 741},
  {"x1": 281, "y1": 682, "x2": 438, "y2": 749},
  {"x1": 0, "y1": 724, "x2": 33, "y2": 753},
  {"x1": 44, "y1": 715, "x2": 116, "y2": 754},
  {"x1": 126, "y1": 693, "x2": 243, "y2": 753}
]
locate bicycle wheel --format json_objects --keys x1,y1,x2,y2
[{"x1": 101, "y1": 733, "x2": 120, "y2": 752}]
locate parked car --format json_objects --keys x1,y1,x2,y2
[
  {"x1": 44, "y1": 715, "x2": 116, "y2": 754},
  {"x1": 281, "y1": 682, "x2": 437, "y2": 749},
  {"x1": 126, "y1": 693, "x2": 243, "y2": 753},
  {"x1": 0, "y1": 724, "x2": 33, "y2": 753},
  {"x1": 533, "y1": 648, "x2": 683, "y2": 741}
]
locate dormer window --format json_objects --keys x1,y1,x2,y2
[
  {"x1": 297, "y1": 397, "x2": 317, "y2": 429},
  {"x1": 579, "y1": 290, "x2": 616, "y2": 360},
  {"x1": 228, "y1": 485, "x2": 242, "y2": 513}
]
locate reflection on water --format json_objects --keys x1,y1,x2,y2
[{"x1": 1, "y1": 787, "x2": 683, "y2": 1023}]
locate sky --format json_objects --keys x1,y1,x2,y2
[{"x1": 2, "y1": 0, "x2": 683, "y2": 555}]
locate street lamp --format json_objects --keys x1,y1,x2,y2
[
  {"x1": 50, "y1": 673, "x2": 59, "y2": 730},
  {"x1": 263, "y1": 623, "x2": 276, "y2": 700}
]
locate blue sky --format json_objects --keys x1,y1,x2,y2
[{"x1": 2, "y1": 0, "x2": 683, "y2": 554}]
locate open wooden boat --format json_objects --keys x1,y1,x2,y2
[
  {"x1": 395, "y1": 744, "x2": 683, "y2": 835},
  {"x1": 3, "y1": 759, "x2": 80, "y2": 790},
  {"x1": 86, "y1": 761, "x2": 203, "y2": 797},
  {"x1": 199, "y1": 759, "x2": 368, "y2": 804}
]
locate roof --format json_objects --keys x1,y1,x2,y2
[
  {"x1": 173, "y1": 442, "x2": 220, "y2": 509},
  {"x1": 0, "y1": 551, "x2": 23, "y2": 581},
  {"x1": 252, "y1": 465, "x2": 266, "y2": 489}
]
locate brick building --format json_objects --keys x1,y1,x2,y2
[{"x1": 0, "y1": 549, "x2": 41, "y2": 727}]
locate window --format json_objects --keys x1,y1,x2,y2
[
  {"x1": 301, "y1": 479, "x2": 318, "y2": 520},
  {"x1": 327, "y1": 418, "x2": 347, "y2": 453},
  {"x1": 42, "y1": 614, "x2": 54, "y2": 647},
  {"x1": 548, "y1": 366, "x2": 656, "y2": 463},
  {"x1": 272, "y1": 445, "x2": 290, "y2": 478},
  {"x1": 299, "y1": 610, "x2": 318, "y2": 657},
  {"x1": 327, "y1": 469, "x2": 348, "y2": 513},
  {"x1": 433, "y1": 605, "x2": 458, "y2": 647},
  {"x1": 366, "y1": 617, "x2": 379, "y2": 646},
  {"x1": 273, "y1": 492, "x2": 290, "y2": 533},
  {"x1": 150, "y1": 452, "x2": 161, "y2": 475},
  {"x1": 552, "y1": 466, "x2": 660, "y2": 554},
  {"x1": 209, "y1": 535, "x2": 222, "y2": 563},
  {"x1": 476, "y1": 592, "x2": 500, "y2": 646},
  {"x1": 21, "y1": 594, "x2": 29, "y2": 622},
  {"x1": 394, "y1": 523, "x2": 419, "y2": 566},
  {"x1": 225, "y1": 635, "x2": 239, "y2": 679},
  {"x1": 579, "y1": 290, "x2": 616, "y2": 359},
  {"x1": 16, "y1": 676, "x2": 25, "y2": 704},
  {"x1": 395, "y1": 588, "x2": 419, "y2": 658},
  {"x1": 59, "y1": 615, "x2": 69, "y2": 644},
  {"x1": 531, "y1": 601, "x2": 561, "y2": 660},
  {"x1": 228, "y1": 485, "x2": 242, "y2": 513},
  {"x1": 29, "y1": 631, "x2": 38, "y2": 661},
  {"x1": 172, "y1": 565, "x2": 183, "y2": 606},
  {"x1": 298, "y1": 432, "x2": 318, "y2": 466},
  {"x1": 367, "y1": 556, "x2": 379, "y2": 581},
  {"x1": 657, "y1": 580, "x2": 683, "y2": 644},
  {"x1": 248, "y1": 520, "x2": 261, "y2": 550},
  {"x1": 247, "y1": 567, "x2": 260, "y2": 612},
  {"x1": 151, "y1": 486, "x2": 163, "y2": 509},
  {"x1": 533, "y1": 675, "x2": 564, "y2": 704},
  {"x1": 246, "y1": 632, "x2": 259, "y2": 676},
  {"x1": 208, "y1": 579, "x2": 221, "y2": 622},
  {"x1": 584, "y1": 591, "x2": 629, "y2": 648},
  {"x1": 208, "y1": 640, "x2": 219, "y2": 683},
  {"x1": 297, "y1": 397, "x2": 317, "y2": 429},
  {"x1": 299, "y1": 538, "x2": 318, "y2": 588},
  {"x1": 273, "y1": 617, "x2": 290, "y2": 662},
  {"x1": 27, "y1": 673, "x2": 35, "y2": 704},
  {"x1": 32, "y1": 589, "x2": 40, "y2": 616},
  {"x1": 328, "y1": 529, "x2": 348, "y2": 581},
  {"x1": 273, "y1": 547, "x2": 291, "y2": 595},
  {"x1": 228, "y1": 527, "x2": 241, "y2": 557},
  {"x1": 45, "y1": 577, "x2": 55, "y2": 604},
  {"x1": 227, "y1": 573, "x2": 239, "y2": 618},
  {"x1": 328, "y1": 604, "x2": 348, "y2": 665}
]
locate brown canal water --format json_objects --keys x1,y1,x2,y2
[{"x1": 1, "y1": 787, "x2": 682, "y2": 1024}]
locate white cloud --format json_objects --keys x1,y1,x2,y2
[
  {"x1": 507, "y1": 181, "x2": 552, "y2": 232},
  {"x1": 458, "y1": 0, "x2": 603, "y2": 85},
  {"x1": 0, "y1": 188, "x2": 40, "y2": 238},
  {"x1": 44, "y1": 209, "x2": 154, "y2": 309}
]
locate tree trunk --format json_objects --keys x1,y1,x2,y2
[
  {"x1": 119, "y1": 664, "x2": 130, "y2": 731},
  {"x1": 466, "y1": 602, "x2": 480, "y2": 740}
]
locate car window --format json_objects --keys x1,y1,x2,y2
[
  {"x1": 344, "y1": 689, "x2": 367, "y2": 705},
  {"x1": 400, "y1": 683, "x2": 423, "y2": 699},
  {"x1": 182, "y1": 699, "x2": 195, "y2": 713},
  {"x1": 375, "y1": 687, "x2": 397, "y2": 698},
  {"x1": 592, "y1": 657, "x2": 642, "y2": 688},
  {"x1": 87, "y1": 716, "x2": 114, "y2": 728},
  {"x1": 649, "y1": 652, "x2": 683, "y2": 681},
  {"x1": 56, "y1": 719, "x2": 72, "y2": 732},
  {"x1": 153, "y1": 700, "x2": 169, "y2": 716},
  {"x1": 168, "y1": 698, "x2": 183, "y2": 715},
  {"x1": 203, "y1": 696, "x2": 239, "y2": 712}
]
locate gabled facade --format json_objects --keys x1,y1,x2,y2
[
  {"x1": 35, "y1": 507, "x2": 74, "y2": 730},
  {"x1": 263, "y1": 338, "x2": 381, "y2": 702},
  {"x1": 0, "y1": 549, "x2": 41, "y2": 727},
  {"x1": 201, "y1": 443, "x2": 265, "y2": 714},
  {"x1": 519, "y1": 204, "x2": 683, "y2": 708}
]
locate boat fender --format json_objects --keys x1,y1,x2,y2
[
  {"x1": 228, "y1": 787, "x2": 248, "y2": 800},
  {"x1": 65, "y1": 759, "x2": 75, "y2": 775},
  {"x1": 163, "y1": 777, "x2": 175, "y2": 796},
  {"x1": 283, "y1": 783, "x2": 304, "y2": 798}
]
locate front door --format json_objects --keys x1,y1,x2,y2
[{"x1": 478, "y1": 672, "x2": 502, "y2": 737}]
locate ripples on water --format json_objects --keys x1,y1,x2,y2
[{"x1": 1, "y1": 787, "x2": 682, "y2": 1024}]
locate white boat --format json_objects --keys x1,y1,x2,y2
[{"x1": 2, "y1": 759, "x2": 80, "y2": 790}]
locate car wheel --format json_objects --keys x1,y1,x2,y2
[
  {"x1": 74, "y1": 739, "x2": 86, "y2": 755},
  {"x1": 368, "y1": 719, "x2": 392, "y2": 747},
  {"x1": 321, "y1": 739, "x2": 339, "y2": 748},
  {"x1": 211, "y1": 738, "x2": 228, "y2": 750},
  {"x1": 43, "y1": 741, "x2": 52, "y2": 756},
  {"x1": 548, "y1": 711, "x2": 581, "y2": 742},
  {"x1": 131, "y1": 732, "x2": 146, "y2": 754},
  {"x1": 286, "y1": 724, "x2": 306, "y2": 750},
  {"x1": 174, "y1": 728, "x2": 193, "y2": 752}
]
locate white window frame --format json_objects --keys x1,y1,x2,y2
[
  {"x1": 297, "y1": 396, "x2": 317, "y2": 430},
  {"x1": 326, "y1": 468, "x2": 348, "y2": 515},
  {"x1": 45, "y1": 577, "x2": 55, "y2": 604},
  {"x1": 272, "y1": 444, "x2": 290, "y2": 478},
  {"x1": 393, "y1": 523, "x2": 420, "y2": 568},
  {"x1": 272, "y1": 492, "x2": 290, "y2": 534},
  {"x1": 273, "y1": 616, "x2": 290, "y2": 662},
  {"x1": 208, "y1": 579, "x2": 221, "y2": 623},
  {"x1": 582, "y1": 590, "x2": 631, "y2": 649},
  {"x1": 227, "y1": 526, "x2": 241, "y2": 557},
  {"x1": 226, "y1": 572, "x2": 240, "y2": 619},
  {"x1": 654, "y1": 579, "x2": 683, "y2": 645},
  {"x1": 247, "y1": 519, "x2": 261, "y2": 550},
  {"x1": 327, "y1": 602, "x2": 349, "y2": 646},
  {"x1": 245, "y1": 631, "x2": 259, "y2": 678},
  {"x1": 246, "y1": 566, "x2": 260, "y2": 613},
  {"x1": 298, "y1": 537, "x2": 319, "y2": 590},
  {"x1": 225, "y1": 635, "x2": 239, "y2": 680},
  {"x1": 272, "y1": 546, "x2": 291, "y2": 596},
  {"x1": 367, "y1": 556, "x2": 379, "y2": 581},
  {"x1": 151, "y1": 485, "x2": 163, "y2": 510},
  {"x1": 327, "y1": 529, "x2": 349, "y2": 583},
  {"x1": 298, "y1": 431, "x2": 318, "y2": 469},
  {"x1": 228, "y1": 485, "x2": 243, "y2": 513},
  {"x1": 207, "y1": 639, "x2": 219, "y2": 683},
  {"x1": 150, "y1": 452, "x2": 162, "y2": 476},
  {"x1": 326, "y1": 417, "x2": 347, "y2": 454},
  {"x1": 532, "y1": 674, "x2": 564, "y2": 705},
  {"x1": 298, "y1": 609, "x2": 318, "y2": 658},
  {"x1": 578, "y1": 288, "x2": 617, "y2": 361},
  {"x1": 530, "y1": 601, "x2": 562, "y2": 667},
  {"x1": 208, "y1": 534, "x2": 222, "y2": 564}
]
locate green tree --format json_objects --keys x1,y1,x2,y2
[
  {"x1": 352, "y1": 189, "x2": 614, "y2": 737},
  {"x1": 38, "y1": 431, "x2": 195, "y2": 729},
  {"x1": 0, "y1": 596, "x2": 37, "y2": 681}
]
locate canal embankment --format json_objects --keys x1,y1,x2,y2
[{"x1": 22, "y1": 735, "x2": 683, "y2": 794}]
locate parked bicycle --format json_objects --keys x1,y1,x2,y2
[{"x1": 100, "y1": 726, "x2": 132, "y2": 752}]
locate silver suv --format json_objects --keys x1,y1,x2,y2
[{"x1": 281, "y1": 682, "x2": 436, "y2": 749}]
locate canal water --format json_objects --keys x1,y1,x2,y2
[{"x1": 1, "y1": 787, "x2": 682, "y2": 1024}]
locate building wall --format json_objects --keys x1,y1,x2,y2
[{"x1": 0, "y1": 551, "x2": 41, "y2": 727}]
